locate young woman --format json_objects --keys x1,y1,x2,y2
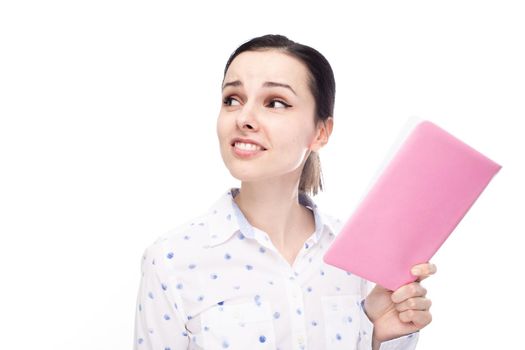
[{"x1": 133, "y1": 34, "x2": 436, "y2": 350}]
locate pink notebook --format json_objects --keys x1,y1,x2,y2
[{"x1": 323, "y1": 120, "x2": 502, "y2": 291}]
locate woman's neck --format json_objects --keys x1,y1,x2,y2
[{"x1": 232, "y1": 181, "x2": 316, "y2": 257}]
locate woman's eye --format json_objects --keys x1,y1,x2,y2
[
  {"x1": 222, "y1": 96, "x2": 290, "y2": 109},
  {"x1": 223, "y1": 96, "x2": 240, "y2": 106},
  {"x1": 268, "y1": 99, "x2": 291, "y2": 109}
]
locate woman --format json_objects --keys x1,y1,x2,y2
[{"x1": 133, "y1": 34, "x2": 436, "y2": 350}]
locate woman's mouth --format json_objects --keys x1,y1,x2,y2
[{"x1": 231, "y1": 142, "x2": 267, "y2": 158}]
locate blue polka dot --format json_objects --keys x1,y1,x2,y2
[
  {"x1": 138, "y1": 304, "x2": 142, "y2": 311},
  {"x1": 224, "y1": 253, "x2": 231, "y2": 260},
  {"x1": 259, "y1": 246, "x2": 266, "y2": 253},
  {"x1": 226, "y1": 214, "x2": 231, "y2": 221},
  {"x1": 336, "y1": 333, "x2": 342, "y2": 340},
  {"x1": 176, "y1": 283, "x2": 183, "y2": 289},
  {"x1": 148, "y1": 292, "x2": 154, "y2": 299},
  {"x1": 210, "y1": 273, "x2": 218, "y2": 279},
  {"x1": 165, "y1": 347, "x2": 171, "y2": 350},
  {"x1": 218, "y1": 301, "x2": 224, "y2": 305},
  {"x1": 184, "y1": 235, "x2": 190, "y2": 240},
  {"x1": 311, "y1": 320, "x2": 318, "y2": 326},
  {"x1": 254, "y1": 295, "x2": 261, "y2": 306},
  {"x1": 259, "y1": 335, "x2": 266, "y2": 343},
  {"x1": 137, "y1": 338, "x2": 143, "y2": 344},
  {"x1": 174, "y1": 302, "x2": 178, "y2": 309},
  {"x1": 246, "y1": 264, "x2": 253, "y2": 270},
  {"x1": 238, "y1": 232, "x2": 245, "y2": 240},
  {"x1": 296, "y1": 308, "x2": 302, "y2": 315},
  {"x1": 273, "y1": 311, "x2": 280, "y2": 319},
  {"x1": 182, "y1": 331, "x2": 188, "y2": 336},
  {"x1": 306, "y1": 286, "x2": 313, "y2": 292},
  {"x1": 188, "y1": 263, "x2": 196, "y2": 269},
  {"x1": 166, "y1": 252, "x2": 174, "y2": 259},
  {"x1": 198, "y1": 295, "x2": 204, "y2": 301},
  {"x1": 347, "y1": 316, "x2": 353, "y2": 323},
  {"x1": 222, "y1": 339, "x2": 229, "y2": 348},
  {"x1": 161, "y1": 283, "x2": 168, "y2": 290},
  {"x1": 304, "y1": 242, "x2": 309, "y2": 249},
  {"x1": 320, "y1": 270, "x2": 325, "y2": 276},
  {"x1": 204, "y1": 326, "x2": 209, "y2": 331},
  {"x1": 163, "y1": 314, "x2": 170, "y2": 320}
]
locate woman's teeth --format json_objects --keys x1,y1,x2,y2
[{"x1": 234, "y1": 142, "x2": 263, "y2": 151}]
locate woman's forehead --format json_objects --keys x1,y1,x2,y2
[{"x1": 224, "y1": 50, "x2": 309, "y2": 92}]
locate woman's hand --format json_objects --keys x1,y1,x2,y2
[{"x1": 364, "y1": 262, "x2": 437, "y2": 342}]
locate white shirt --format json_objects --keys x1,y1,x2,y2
[{"x1": 133, "y1": 187, "x2": 419, "y2": 350}]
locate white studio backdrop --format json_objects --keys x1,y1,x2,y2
[{"x1": 0, "y1": 1, "x2": 523, "y2": 349}]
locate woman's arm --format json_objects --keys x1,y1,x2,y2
[{"x1": 133, "y1": 246, "x2": 190, "y2": 349}]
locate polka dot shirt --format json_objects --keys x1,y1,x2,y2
[{"x1": 133, "y1": 187, "x2": 419, "y2": 349}]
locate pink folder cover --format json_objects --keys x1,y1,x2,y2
[{"x1": 323, "y1": 120, "x2": 502, "y2": 291}]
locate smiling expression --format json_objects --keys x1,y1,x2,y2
[{"x1": 217, "y1": 49, "x2": 322, "y2": 182}]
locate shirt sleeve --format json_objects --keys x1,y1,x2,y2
[
  {"x1": 133, "y1": 245, "x2": 190, "y2": 349},
  {"x1": 357, "y1": 278, "x2": 420, "y2": 350}
]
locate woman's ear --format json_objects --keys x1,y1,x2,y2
[{"x1": 310, "y1": 117, "x2": 333, "y2": 152}]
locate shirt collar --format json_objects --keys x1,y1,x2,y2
[{"x1": 204, "y1": 187, "x2": 337, "y2": 248}]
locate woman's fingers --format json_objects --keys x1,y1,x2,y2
[
  {"x1": 394, "y1": 296, "x2": 432, "y2": 312},
  {"x1": 411, "y1": 262, "x2": 437, "y2": 282},
  {"x1": 390, "y1": 262, "x2": 436, "y2": 328},
  {"x1": 398, "y1": 309, "x2": 433, "y2": 327},
  {"x1": 391, "y1": 282, "x2": 427, "y2": 303}
]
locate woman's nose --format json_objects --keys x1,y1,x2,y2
[{"x1": 236, "y1": 103, "x2": 259, "y2": 130}]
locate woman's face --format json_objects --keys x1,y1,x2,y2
[{"x1": 217, "y1": 49, "x2": 329, "y2": 183}]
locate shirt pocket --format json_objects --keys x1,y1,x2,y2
[
  {"x1": 321, "y1": 294, "x2": 361, "y2": 349},
  {"x1": 200, "y1": 298, "x2": 276, "y2": 350}
]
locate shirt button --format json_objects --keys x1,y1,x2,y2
[{"x1": 298, "y1": 335, "x2": 305, "y2": 346}]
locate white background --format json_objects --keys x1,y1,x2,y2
[{"x1": 1, "y1": 1, "x2": 523, "y2": 349}]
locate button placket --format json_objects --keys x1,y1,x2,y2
[{"x1": 284, "y1": 275, "x2": 308, "y2": 349}]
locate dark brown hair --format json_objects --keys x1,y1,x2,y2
[{"x1": 222, "y1": 34, "x2": 336, "y2": 196}]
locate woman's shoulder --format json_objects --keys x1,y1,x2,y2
[
  {"x1": 140, "y1": 188, "x2": 237, "y2": 264},
  {"x1": 314, "y1": 206, "x2": 345, "y2": 236},
  {"x1": 140, "y1": 210, "x2": 215, "y2": 266}
]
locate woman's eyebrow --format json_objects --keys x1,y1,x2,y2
[{"x1": 222, "y1": 80, "x2": 297, "y2": 96}]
